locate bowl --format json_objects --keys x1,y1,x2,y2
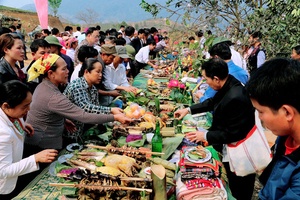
[{"x1": 146, "y1": 133, "x2": 154, "y2": 144}]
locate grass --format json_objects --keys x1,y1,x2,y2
[{"x1": 0, "y1": 5, "x2": 34, "y2": 13}]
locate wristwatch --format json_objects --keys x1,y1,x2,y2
[{"x1": 187, "y1": 107, "x2": 191, "y2": 114}]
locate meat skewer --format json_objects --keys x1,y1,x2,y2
[
  {"x1": 86, "y1": 144, "x2": 164, "y2": 155},
  {"x1": 49, "y1": 183, "x2": 153, "y2": 193},
  {"x1": 56, "y1": 173, "x2": 152, "y2": 182}
]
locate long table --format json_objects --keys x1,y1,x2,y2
[
  {"x1": 13, "y1": 166, "x2": 62, "y2": 200},
  {"x1": 14, "y1": 70, "x2": 237, "y2": 199},
  {"x1": 13, "y1": 72, "x2": 180, "y2": 199}
]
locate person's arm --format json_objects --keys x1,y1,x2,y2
[
  {"x1": 146, "y1": 61, "x2": 158, "y2": 69},
  {"x1": 98, "y1": 89, "x2": 120, "y2": 97},
  {"x1": 64, "y1": 86, "x2": 111, "y2": 114},
  {"x1": 0, "y1": 129, "x2": 39, "y2": 179},
  {"x1": 48, "y1": 92, "x2": 115, "y2": 124},
  {"x1": 190, "y1": 97, "x2": 214, "y2": 114}
]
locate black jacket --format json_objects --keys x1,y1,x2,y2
[
  {"x1": 0, "y1": 58, "x2": 26, "y2": 84},
  {"x1": 130, "y1": 38, "x2": 144, "y2": 54},
  {"x1": 190, "y1": 75, "x2": 255, "y2": 151}
]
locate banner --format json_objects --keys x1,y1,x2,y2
[{"x1": 34, "y1": 0, "x2": 48, "y2": 29}]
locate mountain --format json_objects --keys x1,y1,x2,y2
[{"x1": 20, "y1": 0, "x2": 169, "y2": 24}]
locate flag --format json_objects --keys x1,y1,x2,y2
[{"x1": 34, "y1": 0, "x2": 48, "y2": 29}]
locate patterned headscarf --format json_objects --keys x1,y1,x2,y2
[{"x1": 27, "y1": 54, "x2": 60, "y2": 82}]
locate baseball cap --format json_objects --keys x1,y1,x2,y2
[
  {"x1": 101, "y1": 44, "x2": 118, "y2": 56},
  {"x1": 45, "y1": 35, "x2": 62, "y2": 47},
  {"x1": 211, "y1": 37, "x2": 231, "y2": 47},
  {"x1": 125, "y1": 45, "x2": 136, "y2": 60},
  {"x1": 115, "y1": 45, "x2": 129, "y2": 59}
]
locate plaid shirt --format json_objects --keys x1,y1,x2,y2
[{"x1": 63, "y1": 77, "x2": 111, "y2": 140}]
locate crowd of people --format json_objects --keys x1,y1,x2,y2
[{"x1": 0, "y1": 22, "x2": 300, "y2": 200}]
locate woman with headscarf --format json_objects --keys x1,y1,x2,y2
[{"x1": 25, "y1": 54, "x2": 131, "y2": 155}]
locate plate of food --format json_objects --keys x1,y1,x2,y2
[
  {"x1": 49, "y1": 161, "x2": 58, "y2": 176},
  {"x1": 66, "y1": 143, "x2": 83, "y2": 152},
  {"x1": 58, "y1": 154, "x2": 74, "y2": 163},
  {"x1": 184, "y1": 146, "x2": 212, "y2": 163},
  {"x1": 182, "y1": 119, "x2": 197, "y2": 127}
]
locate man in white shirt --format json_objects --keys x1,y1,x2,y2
[
  {"x1": 73, "y1": 26, "x2": 81, "y2": 38},
  {"x1": 132, "y1": 40, "x2": 158, "y2": 77},
  {"x1": 197, "y1": 30, "x2": 206, "y2": 49},
  {"x1": 101, "y1": 46, "x2": 138, "y2": 106}
]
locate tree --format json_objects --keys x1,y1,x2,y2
[
  {"x1": 140, "y1": 0, "x2": 300, "y2": 57},
  {"x1": 140, "y1": 0, "x2": 264, "y2": 37},
  {"x1": 248, "y1": 0, "x2": 300, "y2": 57},
  {"x1": 48, "y1": 0, "x2": 62, "y2": 17},
  {"x1": 75, "y1": 8, "x2": 100, "y2": 26}
]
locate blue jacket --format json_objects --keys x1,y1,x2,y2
[
  {"x1": 200, "y1": 60, "x2": 249, "y2": 102},
  {"x1": 259, "y1": 136, "x2": 300, "y2": 200}
]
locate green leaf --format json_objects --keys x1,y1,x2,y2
[
  {"x1": 136, "y1": 96, "x2": 150, "y2": 105},
  {"x1": 95, "y1": 161, "x2": 104, "y2": 167},
  {"x1": 165, "y1": 18, "x2": 170, "y2": 25},
  {"x1": 97, "y1": 131, "x2": 112, "y2": 142},
  {"x1": 60, "y1": 187, "x2": 77, "y2": 196}
]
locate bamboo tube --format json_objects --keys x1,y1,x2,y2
[
  {"x1": 151, "y1": 165, "x2": 167, "y2": 200},
  {"x1": 192, "y1": 79, "x2": 204, "y2": 94},
  {"x1": 85, "y1": 144, "x2": 165, "y2": 155}
]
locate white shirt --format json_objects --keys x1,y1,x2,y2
[
  {"x1": 199, "y1": 37, "x2": 206, "y2": 49},
  {"x1": 230, "y1": 46, "x2": 247, "y2": 71},
  {"x1": 0, "y1": 108, "x2": 38, "y2": 194},
  {"x1": 103, "y1": 63, "x2": 130, "y2": 91},
  {"x1": 71, "y1": 63, "x2": 82, "y2": 82},
  {"x1": 100, "y1": 63, "x2": 130, "y2": 105},
  {"x1": 73, "y1": 31, "x2": 81, "y2": 38},
  {"x1": 66, "y1": 48, "x2": 75, "y2": 62},
  {"x1": 135, "y1": 45, "x2": 150, "y2": 64},
  {"x1": 77, "y1": 33, "x2": 86, "y2": 44}
]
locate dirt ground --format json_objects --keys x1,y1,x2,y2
[
  {"x1": 24, "y1": 52, "x2": 32, "y2": 66},
  {"x1": 2, "y1": 10, "x2": 64, "y2": 42}
]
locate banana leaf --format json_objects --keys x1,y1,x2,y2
[{"x1": 117, "y1": 135, "x2": 146, "y2": 147}]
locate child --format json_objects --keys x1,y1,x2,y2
[
  {"x1": 246, "y1": 58, "x2": 300, "y2": 199},
  {"x1": 26, "y1": 39, "x2": 50, "y2": 92}
]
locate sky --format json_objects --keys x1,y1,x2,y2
[
  {"x1": 0, "y1": 0, "x2": 169, "y2": 23},
  {"x1": 0, "y1": 0, "x2": 161, "y2": 8},
  {"x1": 0, "y1": 0, "x2": 33, "y2": 8}
]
